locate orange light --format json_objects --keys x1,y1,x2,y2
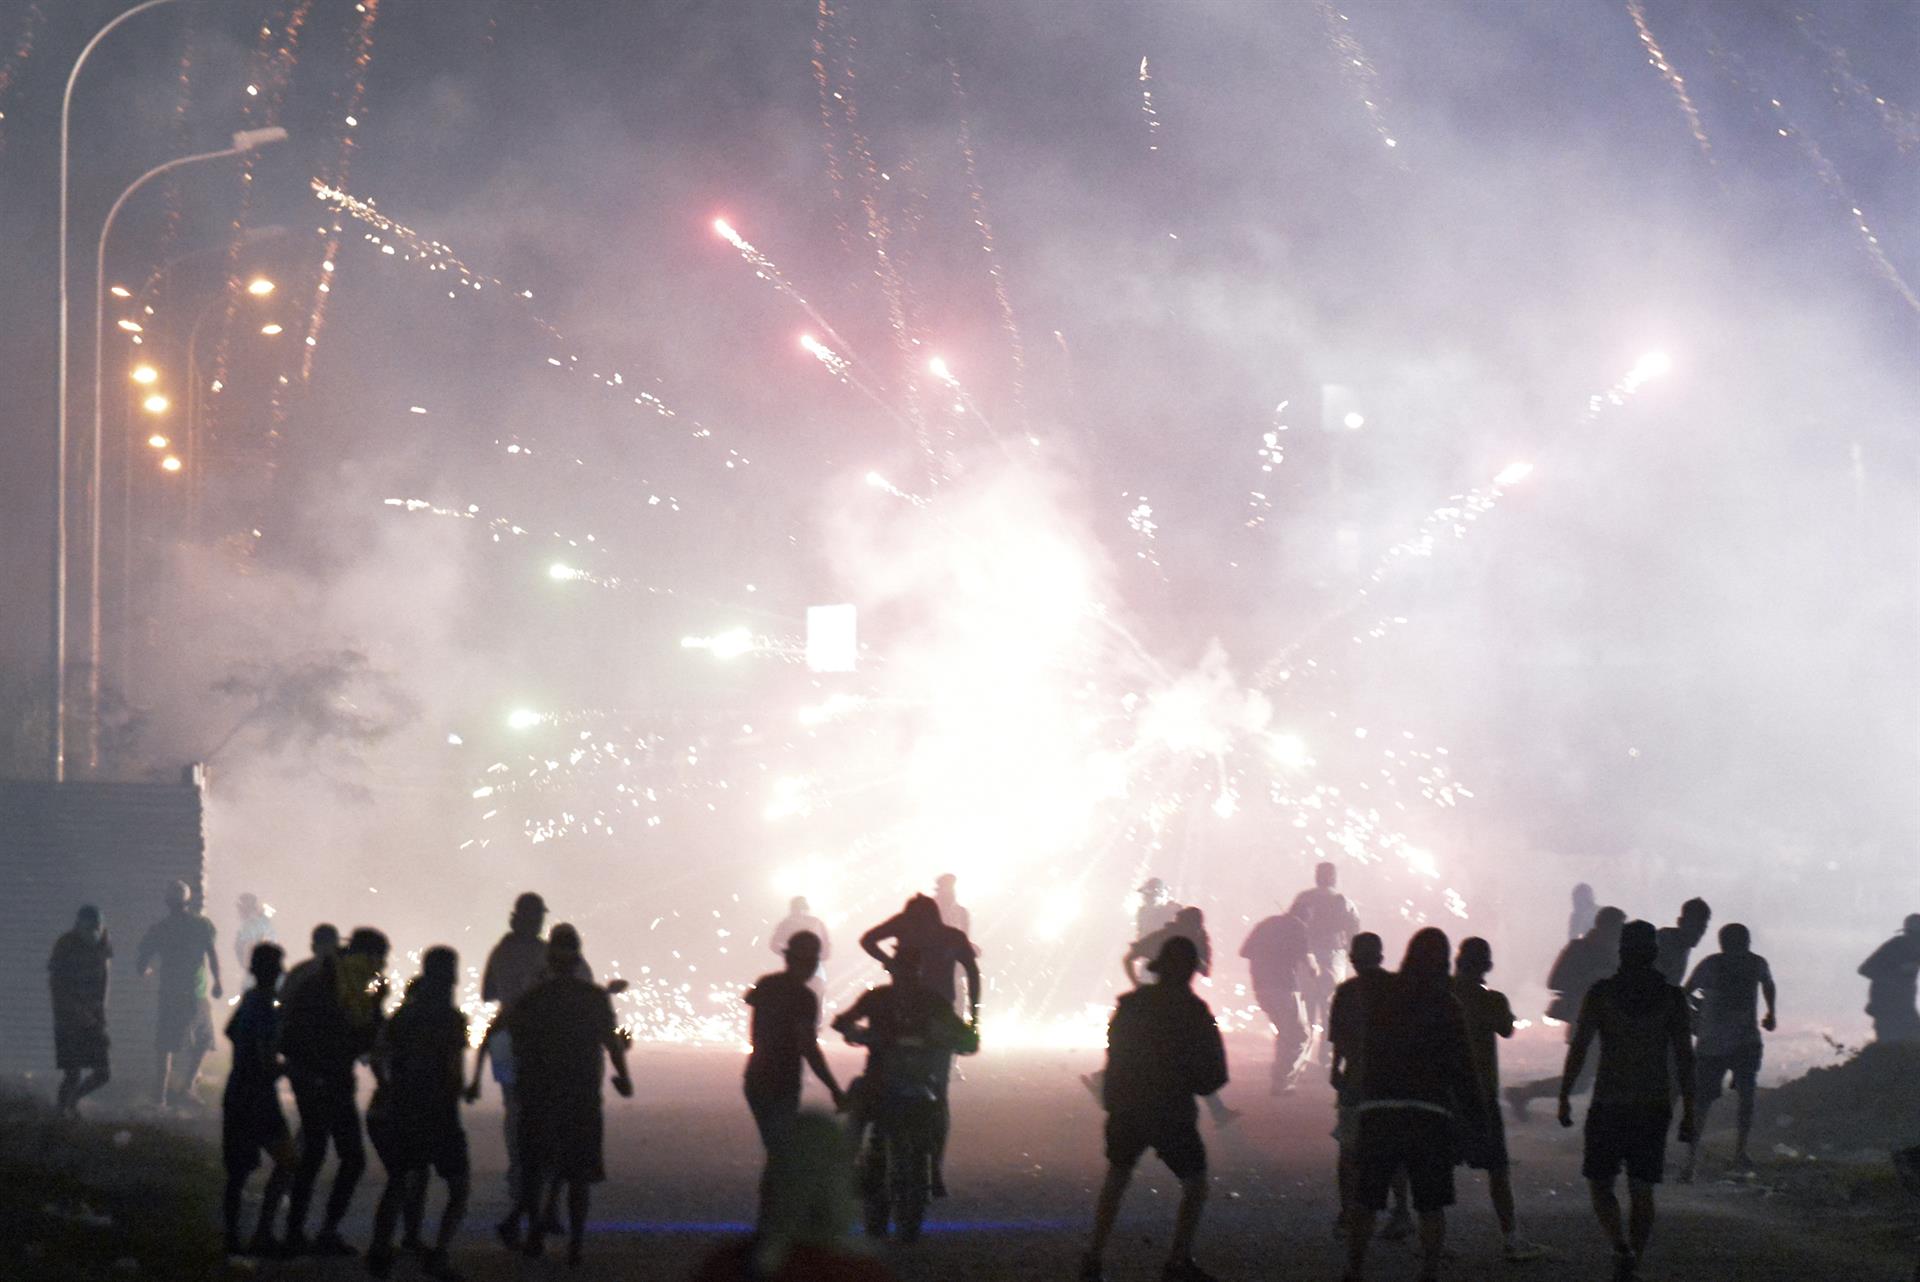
[
  {"x1": 116, "y1": 319, "x2": 143, "y2": 333},
  {"x1": 259, "y1": 323, "x2": 283, "y2": 336},
  {"x1": 247, "y1": 277, "x2": 276, "y2": 296},
  {"x1": 130, "y1": 365, "x2": 158, "y2": 385},
  {"x1": 142, "y1": 393, "x2": 170, "y2": 414},
  {"x1": 160, "y1": 456, "x2": 183, "y2": 473},
  {"x1": 147, "y1": 434, "x2": 170, "y2": 449}
]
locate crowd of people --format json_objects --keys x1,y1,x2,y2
[{"x1": 37, "y1": 868, "x2": 1920, "y2": 1280}]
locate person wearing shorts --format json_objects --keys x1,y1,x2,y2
[
  {"x1": 1081, "y1": 935, "x2": 1228, "y2": 1282},
  {"x1": 222, "y1": 944, "x2": 296, "y2": 1258},
  {"x1": 136, "y1": 880, "x2": 223, "y2": 1109},
  {"x1": 1342, "y1": 928, "x2": 1485, "y2": 1282},
  {"x1": 1681, "y1": 923, "x2": 1776, "y2": 1180},
  {"x1": 1559, "y1": 920, "x2": 1697, "y2": 1281}
]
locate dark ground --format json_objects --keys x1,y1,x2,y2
[{"x1": 11, "y1": 1041, "x2": 1920, "y2": 1281}]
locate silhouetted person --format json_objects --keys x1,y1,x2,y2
[
  {"x1": 136, "y1": 879, "x2": 222, "y2": 1109},
  {"x1": 833, "y1": 946, "x2": 978, "y2": 1243},
  {"x1": 286, "y1": 923, "x2": 340, "y2": 994},
  {"x1": 1342, "y1": 928, "x2": 1484, "y2": 1282},
  {"x1": 1558, "y1": 920, "x2": 1696, "y2": 1281},
  {"x1": 1121, "y1": 906, "x2": 1236, "y2": 1125},
  {"x1": 1328, "y1": 932, "x2": 1406, "y2": 1240},
  {"x1": 1080, "y1": 935, "x2": 1227, "y2": 1282},
  {"x1": 1653, "y1": 898, "x2": 1712, "y2": 987},
  {"x1": 365, "y1": 946, "x2": 469, "y2": 1280},
  {"x1": 745, "y1": 930, "x2": 845, "y2": 1212},
  {"x1": 1680, "y1": 923, "x2": 1775, "y2": 1181},
  {"x1": 1451, "y1": 938, "x2": 1548, "y2": 1263},
  {"x1": 771, "y1": 896, "x2": 830, "y2": 959},
  {"x1": 476, "y1": 891, "x2": 549, "y2": 1215},
  {"x1": 1136, "y1": 878, "x2": 1178, "y2": 940},
  {"x1": 223, "y1": 943, "x2": 296, "y2": 1259},
  {"x1": 1858, "y1": 914, "x2": 1920, "y2": 1044},
  {"x1": 692, "y1": 1110, "x2": 898, "y2": 1282},
  {"x1": 499, "y1": 923, "x2": 633, "y2": 1265},
  {"x1": 1289, "y1": 861, "x2": 1361, "y2": 1041},
  {"x1": 860, "y1": 894, "x2": 980, "y2": 1196},
  {"x1": 234, "y1": 892, "x2": 277, "y2": 971},
  {"x1": 282, "y1": 926, "x2": 391, "y2": 1256},
  {"x1": 1507, "y1": 905, "x2": 1627, "y2": 1119},
  {"x1": 49, "y1": 905, "x2": 112, "y2": 1115},
  {"x1": 1239, "y1": 907, "x2": 1318, "y2": 1093},
  {"x1": 933, "y1": 873, "x2": 971, "y2": 935},
  {"x1": 1570, "y1": 883, "x2": 1598, "y2": 942}
]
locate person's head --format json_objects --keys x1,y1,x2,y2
[
  {"x1": 1718, "y1": 923, "x2": 1751, "y2": 954},
  {"x1": 547, "y1": 922, "x2": 583, "y2": 972},
  {"x1": 1455, "y1": 936, "x2": 1493, "y2": 979},
  {"x1": 935, "y1": 873, "x2": 957, "y2": 898},
  {"x1": 1349, "y1": 931, "x2": 1384, "y2": 972},
  {"x1": 903, "y1": 893, "x2": 941, "y2": 925},
  {"x1": 1315, "y1": 861, "x2": 1337, "y2": 890},
  {"x1": 754, "y1": 1109, "x2": 859, "y2": 1253},
  {"x1": 1572, "y1": 883, "x2": 1595, "y2": 909},
  {"x1": 1173, "y1": 905, "x2": 1204, "y2": 932},
  {"x1": 74, "y1": 904, "x2": 102, "y2": 938},
  {"x1": 788, "y1": 896, "x2": 810, "y2": 916},
  {"x1": 346, "y1": 927, "x2": 390, "y2": 965},
  {"x1": 1903, "y1": 913, "x2": 1920, "y2": 940},
  {"x1": 783, "y1": 929, "x2": 822, "y2": 980},
  {"x1": 310, "y1": 923, "x2": 340, "y2": 958},
  {"x1": 1619, "y1": 920, "x2": 1659, "y2": 970},
  {"x1": 416, "y1": 945, "x2": 459, "y2": 1001},
  {"x1": 510, "y1": 891, "x2": 547, "y2": 936},
  {"x1": 1148, "y1": 934, "x2": 1201, "y2": 985},
  {"x1": 1593, "y1": 906, "x2": 1628, "y2": 943},
  {"x1": 1400, "y1": 927, "x2": 1451, "y2": 981},
  {"x1": 1139, "y1": 877, "x2": 1168, "y2": 904},
  {"x1": 1678, "y1": 897, "x2": 1712, "y2": 943},
  {"x1": 163, "y1": 879, "x2": 191, "y2": 912},
  {"x1": 249, "y1": 941, "x2": 285, "y2": 987},
  {"x1": 237, "y1": 892, "x2": 261, "y2": 918}
]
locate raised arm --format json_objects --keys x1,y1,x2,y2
[{"x1": 859, "y1": 917, "x2": 897, "y2": 965}]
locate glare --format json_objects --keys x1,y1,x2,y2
[
  {"x1": 1342, "y1": 411, "x2": 1366, "y2": 430},
  {"x1": 928, "y1": 355, "x2": 956, "y2": 384},
  {"x1": 506, "y1": 708, "x2": 546, "y2": 731},
  {"x1": 259, "y1": 323, "x2": 284, "y2": 336},
  {"x1": 109, "y1": 285, "x2": 131, "y2": 299},
  {"x1": 548, "y1": 562, "x2": 584, "y2": 581},
  {"x1": 146, "y1": 434, "x2": 169, "y2": 449},
  {"x1": 247, "y1": 277, "x2": 276, "y2": 296},
  {"x1": 1632, "y1": 349, "x2": 1673, "y2": 382},
  {"x1": 116, "y1": 319, "x2": 143, "y2": 333},
  {"x1": 1270, "y1": 732, "x2": 1309, "y2": 767},
  {"x1": 130, "y1": 365, "x2": 158, "y2": 385},
  {"x1": 1494, "y1": 460, "x2": 1535, "y2": 487},
  {"x1": 159, "y1": 456, "x2": 183, "y2": 473},
  {"x1": 141, "y1": 393, "x2": 170, "y2": 414}
]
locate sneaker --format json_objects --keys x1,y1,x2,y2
[
  {"x1": 1162, "y1": 1257, "x2": 1219, "y2": 1282},
  {"x1": 312, "y1": 1230, "x2": 358, "y2": 1258},
  {"x1": 1503, "y1": 1239, "x2": 1550, "y2": 1263},
  {"x1": 1378, "y1": 1210, "x2": 1414, "y2": 1242},
  {"x1": 1079, "y1": 1253, "x2": 1106, "y2": 1282}
]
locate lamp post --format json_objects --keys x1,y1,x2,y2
[
  {"x1": 83, "y1": 127, "x2": 288, "y2": 772},
  {"x1": 54, "y1": 0, "x2": 187, "y2": 783}
]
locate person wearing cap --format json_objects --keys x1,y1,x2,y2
[
  {"x1": 48, "y1": 904, "x2": 113, "y2": 1116},
  {"x1": 477, "y1": 891, "x2": 550, "y2": 1213},
  {"x1": 1559, "y1": 920, "x2": 1697, "y2": 1282},
  {"x1": 136, "y1": 879, "x2": 223, "y2": 1109},
  {"x1": 745, "y1": 931, "x2": 846, "y2": 1215},
  {"x1": 500, "y1": 923, "x2": 633, "y2": 1265},
  {"x1": 1080, "y1": 934, "x2": 1228, "y2": 1282},
  {"x1": 233, "y1": 892, "x2": 278, "y2": 972}
]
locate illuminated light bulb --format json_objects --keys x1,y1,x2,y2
[
  {"x1": 142, "y1": 393, "x2": 170, "y2": 414},
  {"x1": 245, "y1": 83, "x2": 259, "y2": 96},
  {"x1": 1342, "y1": 411, "x2": 1366, "y2": 430},
  {"x1": 1494, "y1": 461, "x2": 1534, "y2": 487},
  {"x1": 130, "y1": 365, "x2": 158, "y2": 385},
  {"x1": 109, "y1": 285, "x2": 131, "y2": 299},
  {"x1": 159, "y1": 455, "x2": 183, "y2": 473},
  {"x1": 1632, "y1": 349, "x2": 1673, "y2": 381},
  {"x1": 146, "y1": 434, "x2": 169, "y2": 449},
  {"x1": 259, "y1": 323, "x2": 283, "y2": 336},
  {"x1": 116, "y1": 319, "x2": 143, "y2": 333},
  {"x1": 247, "y1": 277, "x2": 276, "y2": 296},
  {"x1": 506, "y1": 708, "x2": 545, "y2": 730}
]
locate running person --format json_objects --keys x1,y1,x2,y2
[
  {"x1": 1680, "y1": 923, "x2": 1775, "y2": 1180},
  {"x1": 1451, "y1": 938, "x2": 1548, "y2": 1263},
  {"x1": 221, "y1": 943, "x2": 297, "y2": 1259}
]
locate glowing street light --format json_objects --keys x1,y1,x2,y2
[
  {"x1": 108, "y1": 284, "x2": 131, "y2": 299},
  {"x1": 115, "y1": 318, "x2": 143, "y2": 333},
  {"x1": 141, "y1": 392, "x2": 169, "y2": 414},
  {"x1": 130, "y1": 364, "x2": 157, "y2": 385},
  {"x1": 246, "y1": 277, "x2": 275, "y2": 296},
  {"x1": 1342, "y1": 411, "x2": 1366, "y2": 430},
  {"x1": 159, "y1": 455, "x2": 182, "y2": 473},
  {"x1": 259, "y1": 322, "x2": 283, "y2": 336},
  {"x1": 146, "y1": 433, "x2": 169, "y2": 449}
]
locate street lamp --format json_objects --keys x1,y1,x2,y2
[
  {"x1": 83, "y1": 127, "x2": 287, "y2": 770},
  {"x1": 54, "y1": 0, "x2": 194, "y2": 782}
]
